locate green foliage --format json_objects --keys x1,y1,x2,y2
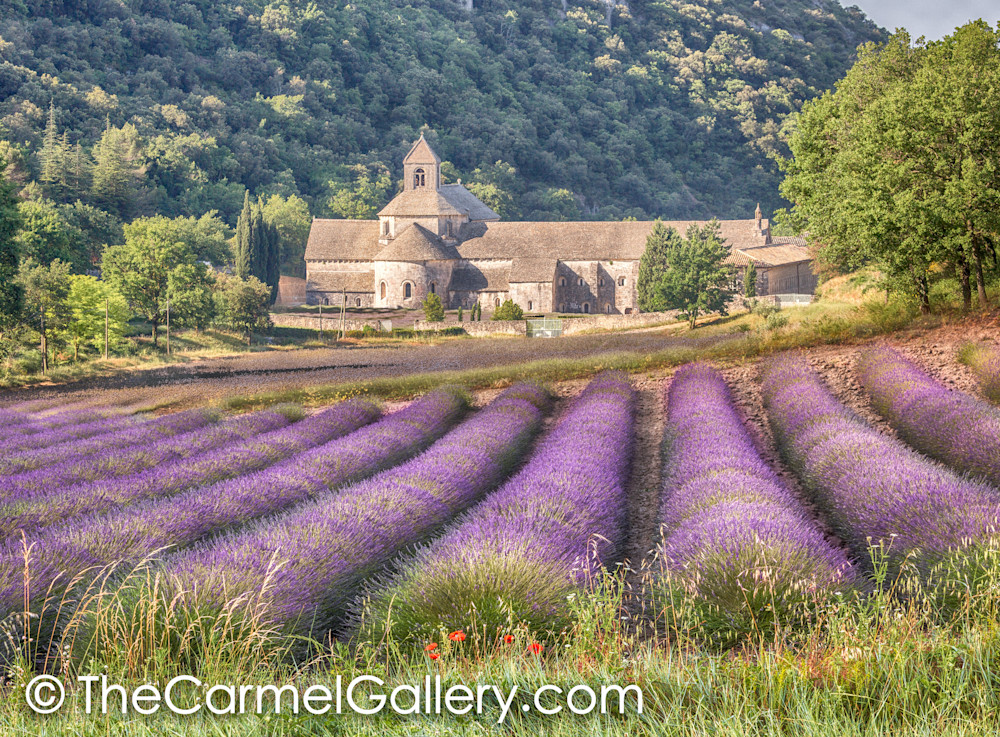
[
  {"x1": 656, "y1": 220, "x2": 733, "y2": 328},
  {"x1": 781, "y1": 23, "x2": 1000, "y2": 313},
  {"x1": 16, "y1": 257, "x2": 71, "y2": 369},
  {"x1": 0, "y1": 0, "x2": 882, "y2": 227},
  {"x1": 102, "y1": 217, "x2": 212, "y2": 345},
  {"x1": 261, "y1": 194, "x2": 311, "y2": 277},
  {"x1": 456, "y1": 306, "x2": 463, "y2": 322},
  {"x1": 234, "y1": 192, "x2": 252, "y2": 280},
  {"x1": 422, "y1": 292, "x2": 445, "y2": 322},
  {"x1": 14, "y1": 199, "x2": 88, "y2": 270},
  {"x1": 59, "y1": 275, "x2": 130, "y2": 358},
  {"x1": 745, "y1": 262, "x2": 757, "y2": 299},
  {"x1": 215, "y1": 273, "x2": 272, "y2": 344},
  {"x1": 637, "y1": 220, "x2": 684, "y2": 312},
  {"x1": 493, "y1": 299, "x2": 524, "y2": 321},
  {"x1": 327, "y1": 164, "x2": 393, "y2": 220},
  {"x1": 0, "y1": 160, "x2": 23, "y2": 334}
]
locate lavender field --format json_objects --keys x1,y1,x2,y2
[{"x1": 3, "y1": 346, "x2": 1000, "y2": 735}]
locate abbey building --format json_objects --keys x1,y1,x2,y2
[{"x1": 304, "y1": 136, "x2": 815, "y2": 313}]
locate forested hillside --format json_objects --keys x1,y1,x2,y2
[{"x1": 0, "y1": 0, "x2": 882, "y2": 272}]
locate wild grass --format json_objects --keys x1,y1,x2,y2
[
  {"x1": 3, "y1": 541, "x2": 1000, "y2": 735},
  {"x1": 958, "y1": 342, "x2": 1000, "y2": 404}
]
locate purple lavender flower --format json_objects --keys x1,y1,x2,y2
[
  {"x1": 354, "y1": 373, "x2": 634, "y2": 643},
  {"x1": 0, "y1": 390, "x2": 467, "y2": 662},
  {"x1": 654, "y1": 363, "x2": 854, "y2": 640},
  {"x1": 158, "y1": 383, "x2": 551, "y2": 647},
  {"x1": 0, "y1": 408, "x2": 218, "y2": 475},
  {"x1": 858, "y1": 346, "x2": 1000, "y2": 487},
  {"x1": 761, "y1": 357, "x2": 1000, "y2": 579}
]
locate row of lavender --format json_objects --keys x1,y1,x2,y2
[
  {"x1": 353, "y1": 371, "x2": 635, "y2": 643},
  {"x1": 857, "y1": 346, "x2": 1000, "y2": 487},
  {"x1": 0, "y1": 390, "x2": 468, "y2": 666},
  {"x1": 653, "y1": 364, "x2": 853, "y2": 638},
  {"x1": 762, "y1": 358, "x2": 1000, "y2": 583},
  {"x1": 154, "y1": 382, "x2": 554, "y2": 653}
]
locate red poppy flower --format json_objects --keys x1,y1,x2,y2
[
  {"x1": 529, "y1": 642, "x2": 543, "y2": 654},
  {"x1": 503, "y1": 635, "x2": 514, "y2": 644},
  {"x1": 429, "y1": 653, "x2": 439, "y2": 660},
  {"x1": 425, "y1": 642, "x2": 438, "y2": 652},
  {"x1": 448, "y1": 630, "x2": 466, "y2": 642}
]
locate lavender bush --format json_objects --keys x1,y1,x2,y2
[
  {"x1": 0, "y1": 390, "x2": 464, "y2": 667},
  {"x1": 653, "y1": 363, "x2": 854, "y2": 642},
  {"x1": 857, "y1": 346, "x2": 1000, "y2": 487},
  {"x1": 0, "y1": 407, "x2": 309, "y2": 539},
  {"x1": 157, "y1": 384, "x2": 549, "y2": 653},
  {"x1": 0, "y1": 408, "x2": 218, "y2": 475},
  {"x1": 0, "y1": 413, "x2": 147, "y2": 459},
  {"x1": 355, "y1": 372, "x2": 634, "y2": 644},
  {"x1": 762, "y1": 358, "x2": 1000, "y2": 586}
]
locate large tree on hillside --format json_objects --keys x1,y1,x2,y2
[
  {"x1": 636, "y1": 220, "x2": 684, "y2": 312},
  {"x1": 781, "y1": 23, "x2": 1000, "y2": 312}
]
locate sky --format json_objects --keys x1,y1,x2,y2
[{"x1": 850, "y1": 1, "x2": 1000, "y2": 40}]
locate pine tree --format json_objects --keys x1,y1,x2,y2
[
  {"x1": 235, "y1": 191, "x2": 252, "y2": 279},
  {"x1": 39, "y1": 103, "x2": 62, "y2": 188},
  {"x1": 637, "y1": 220, "x2": 683, "y2": 312}
]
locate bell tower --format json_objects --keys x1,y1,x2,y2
[{"x1": 403, "y1": 134, "x2": 441, "y2": 192}]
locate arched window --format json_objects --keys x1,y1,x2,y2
[
  {"x1": 598, "y1": 277, "x2": 605, "y2": 287},
  {"x1": 494, "y1": 298, "x2": 501, "y2": 308},
  {"x1": 355, "y1": 298, "x2": 362, "y2": 307},
  {"x1": 381, "y1": 220, "x2": 388, "y2": 236},
  {"x1": 558, "y1": 303, "x2": 565, "y2": 312},
  {"x1": 414, "y1": 168, "x2": 425, "y2": 188},
  {"x1": 527, "y1": 301, "x2": 533, "y2": 311},
  {"x1": 323, "y1": 297, "x2": 329, "y2": 306},
  {"x1": 583, "y1": 303, "x2": 590, "y2": 313},
  {"x1": 379, "y1": 282, "x2": 387, "y2": 300},
  {"x1": 430, "y1": 282, "x2": 436, "y2": 294},
  {"x1": 559, "y1": 277, "x2": 566, "y2": 287},
  {"x1": 605, "y1": 304, "x2": 612, "y2": 314},
  {"x1": 618, "y1": 276, "x2": 626, "y2": 287},
  {"x1": 577, "y1": 278, "x2": 584, "y2": 286},
  {"x1": 404, "y1": 282, "x2": 412, "y2": 299}
]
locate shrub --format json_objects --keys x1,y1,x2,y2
[
  {"x1": 764, "y1": 312, "x2": 789, "y2": 330},
  {"x1": 422, "y1": 293, "x2": 445, "y2": 322},
  {"x1": 492, "y1": 299, "x2": 524, "y2": 321}
]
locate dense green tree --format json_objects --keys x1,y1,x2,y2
[
  {"x1": 781, "y1": 23, "x2": 1000, "y2": 312},
  {"x1": 637, "y1": 221, "x2": 684, "y2": 312},
  {"x1": 249, "y1": 202, "x2": 268, "y2": 284},
  {"x1": 60, "y1": 275, "x2": 130, "y2": 359},
  {"x1": 327, "y1": 165, "x2": 394, "y2": 220},
  {"x1": 90, "y1": 122, "x2": 145, "y2": 220},
  {"x1": 261, "y1": 194, "x2": 312, "y2": 276},
  {"x1": 422, "y1": 293, "x2": 445, "y2": 322},
  {"x1": 14, "y1": 199, "x2": 88, "y2": 270},
  {"x1": 167, "y1": 263, "x2": 216, "y2": 330},
  {"x1": 656, "y1": 221, "x2": 732, "y2": 329},
  {"x1": 102, "y1": 217, "x2": 209, "y2": 346},
  {"x1": 215, "y1": 273, "x2": 272, "y2": 345},
  {"x1": 16, "y1": 258, "x2": 72, "y2": 371},
  {"x1": 0, "y1": 159, "x2": 23, "y2": 355}
]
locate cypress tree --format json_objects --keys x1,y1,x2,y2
[
  {"x1": 637, "y1": 220, "x2": 683, "y2": 312},
  {"x1": 745, "y1": 261, "x2": 757, "y2": 298},
  {"x1": 265, "y1": 220, "x2": 280, "y2": 304},
  {"x1": 235, "y1": 191, "x2": 252, "y2": 279},
  {"x1": 250, "y1": 202, "x2": 267, "y2": 283}
]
